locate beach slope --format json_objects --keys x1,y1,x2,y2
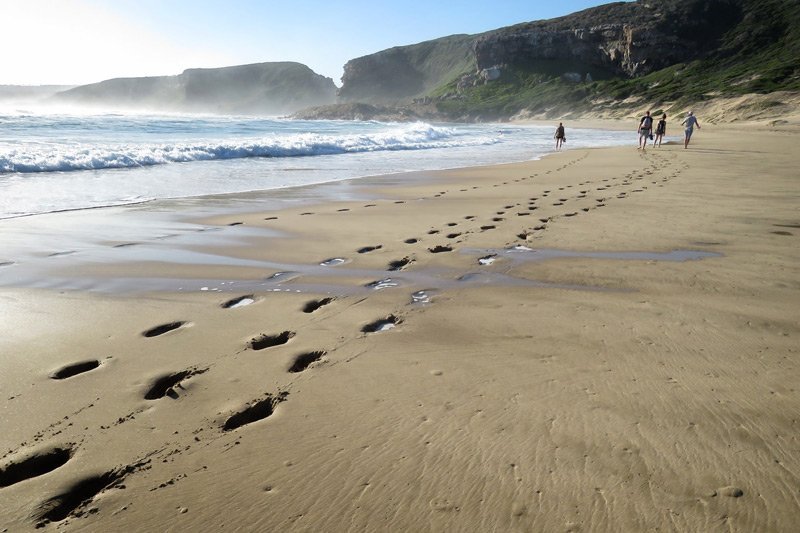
[{"x1": 1, "y1": 125, "x2": 798, "y2": 531}]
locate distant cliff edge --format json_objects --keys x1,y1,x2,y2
[{"x1": 53, "y1": 62, "x2": 337, "y2": 115}]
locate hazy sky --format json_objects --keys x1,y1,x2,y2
[{"x1": 1, "y1": 0, "x2": 628, "y2": 86}]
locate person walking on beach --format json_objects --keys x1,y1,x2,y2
[
  {"x1": 638, "y1": 111, "x2": 653, "y2": 150},
  {"x1": 554, "y1": 122, "x2": 565, "y2": 151},
  {"x1": 654, "y1": 113, "x2": 667, "y2": 147},
  {"x1": 681, "y1": 111, "x2": 700, "y2": 148}
]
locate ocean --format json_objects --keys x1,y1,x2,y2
[{"x1": 0, "y1": 110, "x2": 635, "y2": 220}]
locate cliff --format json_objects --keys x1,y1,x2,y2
[
  {"x1": 53, "y1": 62, "x2": 337, "y2": 115},
  {"x1": 338, "y1": 34, "x2": 476, "y2": 103},
  {"x1": 332, "y1": 0, "x2": 800, "y2": 121}
]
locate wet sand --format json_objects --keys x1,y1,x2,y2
[{"x1": 1, "y1": 124, "x2": 799, "y2": 531}]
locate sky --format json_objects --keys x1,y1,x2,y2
[{"x1": 0, "y1": 0, "x2": 628, "y2": 87}]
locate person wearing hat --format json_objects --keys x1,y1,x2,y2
[{"x1": 681, "y1": 111, "x2": 701, "y2": 149}]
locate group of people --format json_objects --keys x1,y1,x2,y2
[
  {"x1": 637, "y1": 110, "x2": 700, "y2": 150},
  {"x1": 553, "y1": 110, "x2": 701, "y2": 151}
]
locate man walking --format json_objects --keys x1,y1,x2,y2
[
  {"x1": 681, "y1": 111, "x2": 701, "y2": 148},
  {"x1": 638, "y1": 110, "x2": 653, "y2": 150}
]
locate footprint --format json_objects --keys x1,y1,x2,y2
[
  {"x1": 365, "y1": 278, "x2": 399, "y2": 290},
  {"x1": 388, "y1": 257, "x2": 413, "y2": 271},
  {"x1": 337, "y1": 208, "x2": 350, "y2": 212},
  {"x1": 249, "y1": 331, "x2": 295, "y2": 351},
  {"x1": 357, "y1": 245, "x2": 383, "y2": 254},
  {"x1": 302, "y1": 297, "x2": 334, "y2": 313},
  {"x1": 50, "y1": 360, "x2": 100, "y2": 380},
  {"x1": 446, "y1": 222, "x2": 458, "y2": 227},
  {"x1": 361, "y1": 315, "x2": 401, "y2": 333},
  {"x1": 36, "y1": 469, "x2": 128, "y2": 525},
  {"x1": 300, "y1": 212, "x2": 314, "y2": 216},
  {"x1": 446, "y1": 233, "x2": 461, "y2": 239},
  {"x1": 427, "y1": 230, "x2": 440, "y2": 235},
  {"x1": 492, "y1": 217, "x2": 504, "y2": 222},
  {"x1": 143, "y1": 368, "x2": 207, "y2": 400},
  {"x1": 0, "y1": 447, "x2": 73, "y2": 488},
  {"x1": 480, "y1": 225, "x2": 495, "y2": 231},
  {"x1": 403, "y1": 238, "x2": 419, "y2": 244},
  {"x1": 320, "y1": 258, "x2": 347, "y2": 267},
  {"x1": 716, "y1": 486, "x2": 745, "y2": 498},
  {"x1": 142, "y1": 322, "x2": 186, "y2": 338},
  {"x1": 265, "y1": 271, "x2": 299, "y2": 282},
  {"x1": 428, "y1": 245, "x2": 452, "y2": 254},
  {"x1": 287, "y1": 351, "x2": 326, "y2": 373},
  {"x1": 264, "y1": 216, "x2": 278, "y2": 221},
  {"x1": 221, "y1": 295, "x2": 255, "y2": 309},
  {"x1": 222, "y1": 393, "x2": 287, "y2": 432},
  {"x1": 228, "y1": 222, "x2": 244, "y2": 226}
]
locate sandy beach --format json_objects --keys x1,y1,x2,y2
[{"x1": 1, "y1": 123, "x2": 799, "y2": 531}]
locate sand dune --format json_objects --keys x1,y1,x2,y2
[{"x1": 1, "y1": 123, "x2": 798, "y2": 531}]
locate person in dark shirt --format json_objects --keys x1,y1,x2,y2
[
  {"x1": 654, "y1": 113, "x2": 667, "y2": 147},
  {"x1": 638, "y1": 110, "x2": 653, "y2": 150},
  {"x1": 554, "y1": 122, "x2": 565, "y2": 151}
]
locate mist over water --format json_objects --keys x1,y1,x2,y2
[{"x1": 0, "y1": 110, "x2": 634, "y2": 219}]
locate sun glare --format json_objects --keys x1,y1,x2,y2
[{"x1": 0, "y1": 0, "x2": 230, "y2": 85}]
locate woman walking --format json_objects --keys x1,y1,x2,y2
[{"x1": 654, "y1": 114, "x2": 667, "y2": 147}]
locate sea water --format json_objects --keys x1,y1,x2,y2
[{"x1": 0, "y1": 109, "x2": 635, "y2": 220}]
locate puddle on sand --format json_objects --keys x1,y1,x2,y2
[
  {"x1": 466, "y1": 246, "x2": 721, "y2": 264},
  {"x1": 1, "y1": 242, "x2": 721, "y2": 298},
  {"x1": 266, "y1": 271, "x2": 300, "y2": 282},
  {"x1": 365, "y1": 278, "x2": 400, "y2": 290},
  {"x1": 410, "y1": 289, "x2": 438, "y2": 305},
  {"x1": 320, "y1": 258, "x2": 347, "y2": 267}
]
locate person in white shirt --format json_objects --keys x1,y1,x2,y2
[{"x1": 681, "y1": 111, "x2": 701, "y2": 149}]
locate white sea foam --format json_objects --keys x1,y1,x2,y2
[
  {"x1": 0, "y1": 122, "x2": 493, "y2": 174},
  {"x1": 0, "y1": 112, "x2": 637, "y2": 218}
]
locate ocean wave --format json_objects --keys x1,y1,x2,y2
[{"x1": 0, "y1": 122, "x2": 499, "y2": 174}]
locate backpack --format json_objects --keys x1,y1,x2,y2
[{"x1": 641, "y1": 115, "x2": 653, "y2": 129}]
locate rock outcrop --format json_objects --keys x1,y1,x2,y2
[
  {"x1": 338, "y1": 0, "x2": 745, "y2": 104},
  {"x1": 54, "y1": 62, "x2": 337, "y2": 115},
  {"x1": 472, "y1": 0, "x2": 741, "y2": 78}
]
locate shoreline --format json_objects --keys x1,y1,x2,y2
[{"x1": 1, "y1": 125, "x2": 799, "y2": 531}]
